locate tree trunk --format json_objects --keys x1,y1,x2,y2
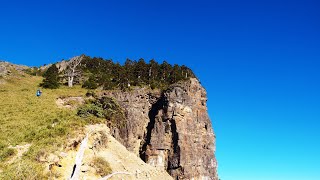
[{"x1": 68, "y1": 76, "x2": 74, "y2": 87}]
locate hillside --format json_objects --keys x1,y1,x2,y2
[
  {"x1": 0, "y1": 71, "x2": 88, "y2": 179},
  {"x1": 0, "y1": 59, "x2": 218, "y2": 180}
]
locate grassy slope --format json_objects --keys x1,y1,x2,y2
[{"x1": 0, "y1": 74, "x2": 94, "y2": 179}]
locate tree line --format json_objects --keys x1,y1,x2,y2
[{"x1": 38, "y1": 55, "x2": 196, "y2": 90}]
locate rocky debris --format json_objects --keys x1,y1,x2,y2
[
  {"x1": 7, "y1": 144, "x2": 31, "y2": 164},
  {"x1": 55, "y1": 96, "x2": 85, "y2": 109},
  {"x1": 101, "y1": 78, "x2": 218, "y2": 180}
]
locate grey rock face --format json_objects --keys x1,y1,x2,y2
[
  {"x1": 56, "y1": 60, "x2": 69, "y2": 72},
  {"x1": 100, "y1": 78, "x2": 218, "y2": 180},
  {"x1": 0, "y1": 61, "x2": 28, "y2": 76}
]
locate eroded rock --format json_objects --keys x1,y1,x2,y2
[{"x1": 101, "y1": 78, "x2": 218, "y2": 180}]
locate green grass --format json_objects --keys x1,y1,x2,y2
[
  {"x1": 0, "y1": 148, "x2": 16, "y2": 162},
  {"x1": 0, "y1": 74, "x2": 101, "y2": 179}
]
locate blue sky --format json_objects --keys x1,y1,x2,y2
[{"x1": 1, "y1": 0, "x2": 320, "y2": 179}]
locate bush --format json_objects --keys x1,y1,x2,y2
[
  {"x1": 91, "y1": 157, "x2": 112, "y2": 176},
  {"x1": 82, "y1": 76, "x2": 98, "y2": 89},
  {"x1": 77, "y1": 97, "x2": 126, "y2": 127},
  {"x1": 77, "y1": 104, "x2": 105, "y2": 118},
  {"x1": 85, "y1": 90, "x2": 96, "y2": 97}
]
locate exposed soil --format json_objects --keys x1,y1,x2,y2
[{"x1": 55, "y1": 96, "x2": 85, "y2": 109}]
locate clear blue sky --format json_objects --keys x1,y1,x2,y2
[{"x1": 1, "y1": 0, "x2": 320, "y2": 179}]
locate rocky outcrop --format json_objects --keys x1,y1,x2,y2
[
  {"x1": 0, "y1": 61, "x2": 28, "y2": 76},
  {"x1": 101, "y1": 78, "x2": 218, "y2": 180},
  {"x1": 37, "y1": 60, "x2": 68, "y2": 73}
]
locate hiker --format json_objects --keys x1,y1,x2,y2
[{"x1": 36, "y1": 89, "x2": 42, "y2": 97}]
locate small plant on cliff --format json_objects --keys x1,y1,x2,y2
[
  {"x1": 40, "y1": 64, "x2": 60, "y2": 89},
  {"x1": 77, "y1": 103, "x2": 105, "y2": 118},
  {"x1": 77, "y1": 97, "x2": 125, "y2": 127},
  {"x1": 91, "y1": 157, "x2": 112, "y2": 176}
]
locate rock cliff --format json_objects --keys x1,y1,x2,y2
[{"x1": 101, "y1": 78, "x2": 218, "y2": 180}]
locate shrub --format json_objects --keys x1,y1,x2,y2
[
  {"x1": 91, "y1": 157, "x2": 112, "y2": 176},
  {"x1": 77, "y1": 97, "x2": 126, "y2": 127},
  {"x1": 77, "y1": 104, "x2": 105, "y2": 118},
  {"x1": 82, "y1": 76, "x2": 98, "y2": 89},
  {"x1": 85, "y1": 90, "x2": 96, "y2": 97}
]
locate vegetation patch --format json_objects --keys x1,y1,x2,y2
[
  {"x1": 91, "y1": 156, "x2": 112, "y2": 177},
  {"x1": 0, "y1": 148, "x2": 16, "y2": 162},
  {"x1": 77, "y1": 97, "x2": 126, "y2": 128},
  {"x1": 0, "y1": 160, "x2": 45, "y2": 179}
]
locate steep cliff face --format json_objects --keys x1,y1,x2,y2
[{"x1": 100, "y1": 78, "x2": 218, "y2": 180}]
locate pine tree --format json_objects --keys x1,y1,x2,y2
[
  {"x1": 40, "y1": 64, "x2": 60, "y2": 89},
  {"x1": 148, "y1": 59, "x2": 159, "y2": 81},
  {"x1": 124, "y1": 59, "x2": 135, "y2": 86},
  {"x1": 160, "y1": 60, "x2": 172, "y2": 81},
  {"x1": 170, "y1": 64, "x2": 183, "y2": 83},
  {"x1": 134, "y1": 58, "x2": 148, "y2": 86}
]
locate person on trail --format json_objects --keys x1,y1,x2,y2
[{"x1": 36, "y1": 89, "x2": 42, "y2": 97}]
